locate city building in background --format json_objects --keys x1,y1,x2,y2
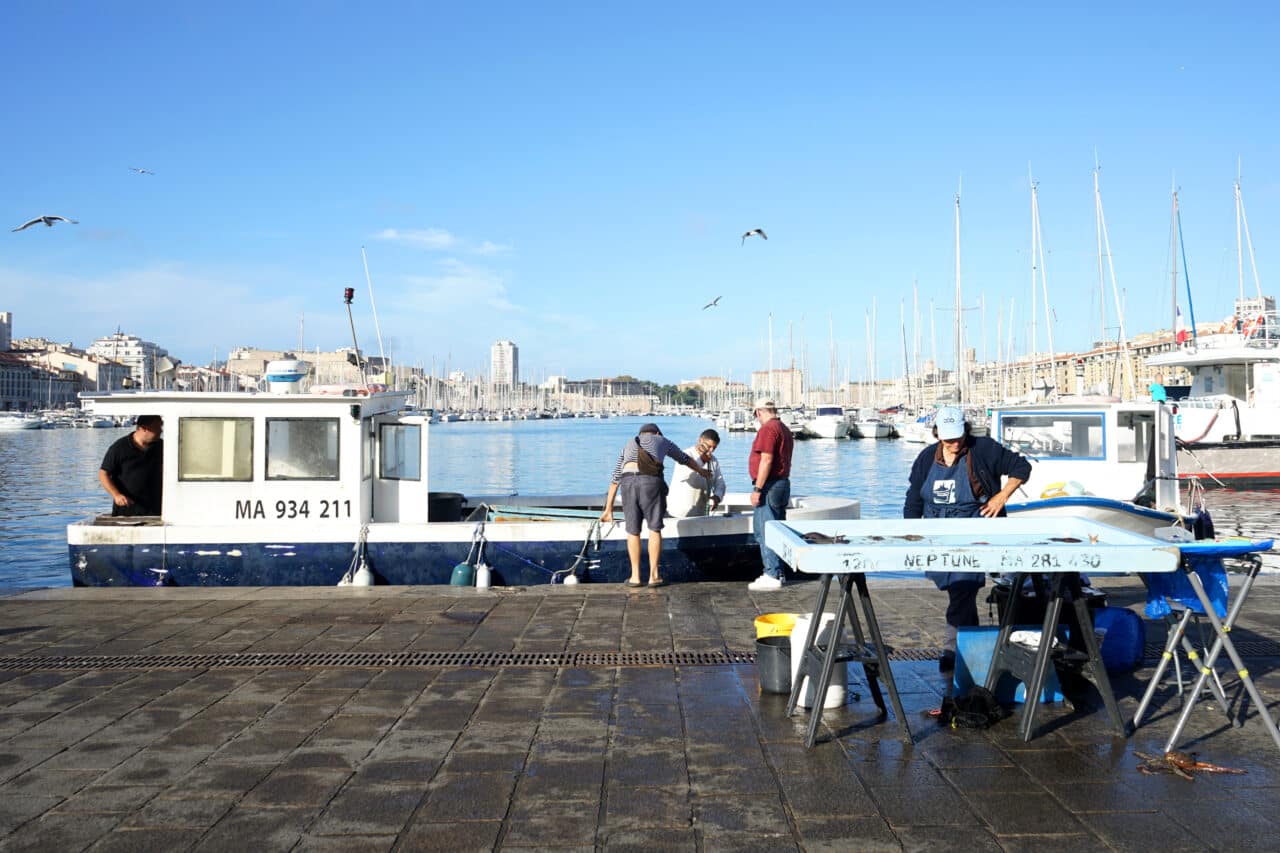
[
  {"x1": 86, "y1": 333, "x2": 175, "y2": 390},
  {"x1": 491, "y1": 340, "x2": 518, "y2": 386}
]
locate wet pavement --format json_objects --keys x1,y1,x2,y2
[{"x1": 0, "y1": 576, "x2": 1276, "y2": 852}]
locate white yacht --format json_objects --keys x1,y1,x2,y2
[
  {"x1": 803, "y1": 406, "x2": 851, "y2": 439},
  {"x1": 0, "y1": 412, "x2": 43, "y2": 431},
  {"x1": 850, "y1": 408, "x2": 892, "y2": 439}
]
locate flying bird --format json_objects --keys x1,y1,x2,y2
[
  {"x1": 129, "y1": 167, "x2": 155, "y2": 175},
  {"x1": 702, "y1": 296, "x2": 722, "y2": 310},
  {"x1": 741, "y1": 228, "x2": 767, "y2": 245},
  {"x1": 11, "y1": 215, "x2": 79, "y2": 232}
]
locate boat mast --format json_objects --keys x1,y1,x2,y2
[
  {"x1": 1093, "y1": 156, "x2": 1106, "y2": 354},
  {"x1": 361, "y1": 246, "x2": 388, "y2": 383},
  {"x1": 1171, "y1": 184, "x2": 1180, "y2": 347},
  {"x1": 954, "y1": 184, "x2": 964, "y2": 405},
  {"x1": 900, "y1": 298, "x2": 910, "y2": 410},
  {"x1": 1031, "y1": 178, "x2": 1056, "y2": 398},
  {"x1": 1236, "y1": 161, "x2": 1264, "y2": 302},
  {"x1": 1094, "y1": 161, "x2": 1134, "y2": 398}
]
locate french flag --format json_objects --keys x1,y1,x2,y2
[{"x1": 1176, "y1": 305, "x2": 1190, "y2": 344}]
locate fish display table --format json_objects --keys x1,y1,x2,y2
[{"x1": 764, "y1": 517, "x2": 1181, "y2": 747}]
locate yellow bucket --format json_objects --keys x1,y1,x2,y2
[{"x1": 755, "y1": 612, "x2": 798, "y2": 639}]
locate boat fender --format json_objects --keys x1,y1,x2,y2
[
  {"x1": 562, "y1": 573, "x2": 580, "y2": 585},
  {"x1": 450, "y1": 562, "x2": 475, "y2": 586},
  {"x1": 351, "y1": 557, "x2": 374, "y2": 587},
  {"x1": 475, "y1": 560, "x2": 491, "y2": 590}
]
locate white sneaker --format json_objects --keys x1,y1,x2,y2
[{"x1": 747, "y1": 574, "x2": 783, "y2": 591}]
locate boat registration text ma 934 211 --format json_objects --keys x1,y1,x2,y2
[{"x1": 233, "y1": 499, "x2": 353, "y2": 520}]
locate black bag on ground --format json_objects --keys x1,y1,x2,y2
[{"x1": 947, "y1": 687, "x2": 1008, "y2": 729}]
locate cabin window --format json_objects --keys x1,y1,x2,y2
[
  {"x1": 1116, "y1": 412, "x2": 1154, "y2": 464},
  {"x1": 266, "y1": 418, "x2": 340, "y2": 480},
  {"x1": 999, "y1": 412, "x2": 1105, "y2": 460},
  {"x1": 379, "y1": 423, "x2": 421, "y2": 480},
  {"x1": 178, "y1": 417, "x2": 253, "y2": 481}
]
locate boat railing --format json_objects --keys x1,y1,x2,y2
[{"x1": 1174, "y1": 396, "x2": 1236, "y2": 410}]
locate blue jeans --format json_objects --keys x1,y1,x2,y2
[{"x1": 753, "y1": 479, "x2": 790, "y2": 579}]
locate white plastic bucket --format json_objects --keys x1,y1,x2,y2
[{"x1": 790, "y1": 613, "x2": 848, "y2": 709}]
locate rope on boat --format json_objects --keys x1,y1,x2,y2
[
  {"x1": 480, "y1": 517, "x2": 609, "y2": 583},
  {"x1": 337, "y1": 524, "x2": 372, "y2": 586},
  {"x1": 1178, "y1": 444, "x2": 1229, "y2": 489},
  {"x1": 1178, "y1": 408, "x2": 1220, "y2": 444}
]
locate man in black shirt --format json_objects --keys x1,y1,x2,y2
[{"x1": 99, "y1": 415, "x2": 164, "y2": 516}]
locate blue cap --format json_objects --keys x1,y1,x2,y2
[{"x1": 934, "y1": 407, "x2": 965, "y2": 440}]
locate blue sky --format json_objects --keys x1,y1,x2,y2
[{"x1": 3, "y1": 2, "x2": 1277, "y2": 386}]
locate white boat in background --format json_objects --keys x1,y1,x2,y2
[
  {"x1": 900, "y1": 414, "x2": 934, "y2": 444},
  {"x1": 1146, "y1": 300, "x2": 1280, "y2": 488},
  {"x1": 68, "y1": 385, "x2": 861, "y2": 587},
  {"x1": 721, "y1": 407, "x2": 752, "y2": 432},
  {"x1": 998, "y1": 398, "x2": 1196, "y2": 536},
  {"x1": 850, "y1": 408, "x2": 892, "y2": 439},
  {"x1": 804, "y1": 405, "x2": 851, "y2": 439},
  {"x1": 0, "y1": 412, "x2": 43, "y2": 431}
]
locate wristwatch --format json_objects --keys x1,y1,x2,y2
[{"x1": 753, "y1": 486, "x2": 762, "y2": 493}]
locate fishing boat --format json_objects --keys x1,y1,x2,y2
[
  {"x1": 997, "y1": 398, "x2": 1197, "y2": 536},
  {"x1": 67, "y1": 385, "x2": 860, "y2": 587}
]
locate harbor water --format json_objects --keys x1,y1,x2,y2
[{"x1": 3, "y1": 416, "x2": 1277, "y2": 588}]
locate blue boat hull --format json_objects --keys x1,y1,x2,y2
[{"x1": 69, "y1": 532, "x2": 767, "y2": 587}]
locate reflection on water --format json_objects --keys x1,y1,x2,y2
[{"x1": 3, "y1": 416, "x2": 1277, "y2": 588}]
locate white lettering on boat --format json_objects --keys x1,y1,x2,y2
[{"x1": 233, "y1": 499, "x2": 351, "y2": 520}]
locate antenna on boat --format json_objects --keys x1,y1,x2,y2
[
  {"x1": 361, "y1": 246, "x2": 388, "y2": 383},
  {"x1": 343, "y1": 287, "x2": 365, "y2": 375}
]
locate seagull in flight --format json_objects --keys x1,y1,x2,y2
[
  {"x1": 741, "y1": 228, "x2": 767, "y2": 245},
  {"x1": 11, "y1": 215, "x2": 78, "y2": 232},
  {"x1": 702, "y1": 296, "x2": 722, "y2": 310},
  {"x1": 129, "y1": 167, "x2": 155, "y2": 175}
]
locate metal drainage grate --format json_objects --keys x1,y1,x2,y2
[
  {"x1": 0, "y1": 650, "x2": 755, "y2": 672},
  {"x1": 2, "y1": 641, "x2": 1277, "y2": 673}
]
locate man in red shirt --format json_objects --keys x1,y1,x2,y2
[{"x1": 747, "y1": 400, "x2": 795, "y2": 591}]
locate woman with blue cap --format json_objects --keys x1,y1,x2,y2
[{"x1": 903, "y1": 407, "x2": 1031, "y2": 671}]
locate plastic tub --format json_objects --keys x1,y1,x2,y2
[
  {"x1": 755, "y1": 612, "x2": 798, "y2": 639},
  {"x1": 756, "y1": 636, "x2": 792, "y2": 693}
]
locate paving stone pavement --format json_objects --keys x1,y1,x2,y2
[{"x1": 0, "y1": 576, "x2": 1276, "y2": 852}]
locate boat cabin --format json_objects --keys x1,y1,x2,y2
[
  {"x1": 82, "y1": 388, "x2": 444, "y2": 526},
  {"x1": 991, "y1": 399, "x2": 1178, "y2": 508}
]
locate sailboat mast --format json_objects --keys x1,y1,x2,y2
[
  {"x1": 768, "y1": 313, "x2": 775, "y2": 402},
  {"x1": 1029, "y1": 173, "x2": 1039, "y2": 389},
  {"x1": 1094, "y1": 160, "x2": 1106, "y2": 349},
  {"x1": 361, "y1": 246, "x2": 388, "y2": 382},
  {"x1": 1236, "y1": 164, "x2": 1245, "y2": 306},
  {"x1": 1171, "y1": 187, "x2": 1180, "y2": 345},
  {"x1": 954, "y1": 188, "x2": 963, "y2": 404}
]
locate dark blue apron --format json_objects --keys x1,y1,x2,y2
[{"x1": 922, "y1": 454, "x2": 985, "y2": 590}]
